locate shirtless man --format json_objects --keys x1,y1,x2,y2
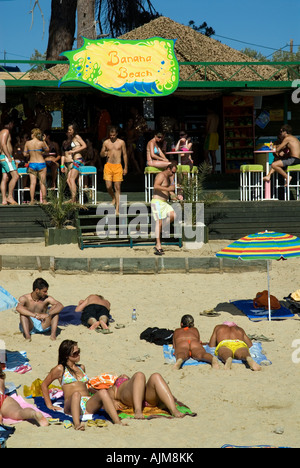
[
  {"x1": 24, "y1": 128, "x2": 49, "y2": 204},
  {"x1": 100, "y1": 126, "x2": 128, "y2": 214},
  {"x1": 208, "y1": 322, "x2": 261, "y2": 371},
  {"x1": 264, "y1": 125, "x2": 300, "y2": 186},
  {"x1": 0, "y1": 117, "x2": 19, "y2": 205},
  {"x1": 173, "y1": 314, "x2": 219, "y2": 370},
  {"x1": 75, "y1": 294, "x2": 111, "y2": 332},
  {"x1": 204, "y1": 107, "x2": 219, "y2": 172},
  {"x1": 16, "y1": 277, "x2": 63, "y2": 341},
  {"x1": 151, "y1": 162, "x2": 178, "y2": 255}
]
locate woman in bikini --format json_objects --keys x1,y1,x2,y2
[
  {"x1": 41, "y1": 340, "x2": 123, "y2": 430},
  {"x1": 0, "y1": 366, "x2": 48, "y2": 426},
  {"x1": 146, "y1": 132, "x2": 170, "y2": 168},
  {"x1": 107, "y1": 372, "x2": 184, "y2": 419},
  {"x1": 173, "y1": 315, "x2": 219, "y2": 370},
  {"x1": 61, "y1": 123, "x2": 87, "y2": 202},
  {"x1": 23, "y1": 128, "x2": 49, "y2": 204}
]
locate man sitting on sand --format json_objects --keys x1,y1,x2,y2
[
  {"x1": 208, "y1": 322, "x2": 261, "y2": 371},
  {"x1": 173, "y1": 314, "x2": 219, "y2": 370},
  {"x1": 75, "y1": 294, "x2": 111, "y2": 333},
  {"x1": 16, "y1": 277, "x2": 63, "y2": 341}
]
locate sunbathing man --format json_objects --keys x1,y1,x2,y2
[
  {"x1": 75, "y1": 294, "x2": 111, "y2": 332},
  {"x1": 208, "y1": 322, "x2": 261, "y2": 371},
  {"x1": 16, "y1": 277, "x2": 63, "y2": 341},
  {"x1": 173, "y1": 314, "x2": 219, "y2": 370},
  {"x1": 0, "y1": 366, "x2": 49, "y2": 426}
]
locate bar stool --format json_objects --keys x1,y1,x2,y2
[
  {"x1": 17, "y1": 168, "x2": 30, "y2": 204},
  {"x1": 240, "y1": 164, "x2": 264, "y2": 201},
  {"x1": 286, "y1": 164, "x2": 300, "y2": 200},
  {"x1": 144, "y1": 166, "x2": 162, "y2": 202},
  {"x1": 78, "y1": 166, "x2": 97, "y2": 204}
]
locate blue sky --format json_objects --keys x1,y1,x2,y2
[{"x1": 0, "y1": 0, "x2": 299, "y2": 66}]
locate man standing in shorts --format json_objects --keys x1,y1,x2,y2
[
  {"x1": 101, "y1": 126, "x2": 128, "y2": 214},
  {"x1": 0, "y1": 117, "x2": 19, "y2": 205},
  {"x1": 151, "y1": 162, "x2": 178, "y2": 256}
]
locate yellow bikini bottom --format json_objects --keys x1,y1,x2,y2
[{"x1": 215, "y1": 339, "x2": 248, "y2": 358}]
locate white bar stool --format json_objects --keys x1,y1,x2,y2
[
  {"x1": 17, "y1": 168, "x2": 30, "y2": 204},
  {"x1": 144, "y1": 166, "x2": 163, "y2": 202},
  {"x1": 286, "y1": 164, "x2": 300, "y2": 200},
  {"x1": 78, "y1": 166, "x2": 97, "y2": 204},
  {"x1": 240, "y1": 164, "x2": 264, "y2": 201}
]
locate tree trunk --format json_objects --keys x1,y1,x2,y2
[
  {"x1": 77, "y1": 0, "x2": 96, "y2": 48},
  {"x1": 46, "y1": 0, "x2": 77, "y2": 61}
]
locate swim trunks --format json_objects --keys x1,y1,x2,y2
[
  {"x1": 81, "y1": 304, "x2": 110, "y2": 328},
  {"x1": 27, "y1": 162, "x2": 47, "y2": 176},
  {"x1": 0, "y1": 155, "x2": 17, "y2": 173},
  {"x1": 103, "y1": 162, "x2": 123, "y2": 182},
  {"x1": 204, "y1": 133, "x2": 219, "y2": 151},
  {"x1": 19, "y1": 316, "x2": 51, "y2": 336},
  {"x1": 72, "y1": 158, "x2": 84, "y2": 171},
  {"x1": 0, "y1": 392, "x2": 8, "y2": 409},
  {"x1": 281, "y1": 156, "x2": 300, "y2": 168},
  {"x1": 215, "y1": 339, "x2": 249, "y2": 358},
  {"x1": 151, "y1": 198, "x2": 174, "y2": 221}
]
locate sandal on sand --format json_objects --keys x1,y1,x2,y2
[
  {"x1": 154, "y1": 247, "x2": 164, "y2": 256},
  {"x1": 115, "y1": 323, "x2": 125, "y2": 329},
  {"x1": 48, "y1": 418, "x2": 62, "y2": 425},
  {"x1": 87, "y1": 419, "x2": 108, "y2": 428},
  {"x1": 96, "y1": 328, "x2": 113, "y2": 334}
]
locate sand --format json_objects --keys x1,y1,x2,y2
[{"x1": 1, "y1": 241, "x2": 300, "y2": 448}]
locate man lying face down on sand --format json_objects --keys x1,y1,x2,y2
[
  {"x1": 75, "y1": 294, "x2": 111, "y2": 332},
  {"x1": 173, "y1": 314, "x2": 219, "y2": 370},
  {"x1": 208, "y1": 322, "x2": 261, "y2": 371},
  {"x1": 16, "y1": 277, "x2": 63, "y2": 341}
]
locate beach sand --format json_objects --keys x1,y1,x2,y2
[{"x1": 1, "y1": 241, "x2": 300, "y2": 448}]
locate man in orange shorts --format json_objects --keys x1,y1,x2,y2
[{"x1": 101, "y1": 126, "x2": 128, "y2": 214}]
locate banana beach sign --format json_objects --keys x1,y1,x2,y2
[{"x1": 59, "y1": 37, "x2": 179, "y2": 97}]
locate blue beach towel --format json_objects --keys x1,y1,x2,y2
[
  {"x1": 5, "y1": 350, "x2": 31, "y2": 373},
  {"x1": 33, "y1": 396, "x2": 110, "y2": 422},
  {"x1": 232, "y1": 299, "x2": 294, "y2": 321},
  {"x1": 0, "y1": 286, "x2": 18, "y2": 312},
  {"x1": 163, "y1": 342, "x2": 271, "y2": 366},
  {"x1": 58, "y1": 305, "x2": 115, "y2": 327}
]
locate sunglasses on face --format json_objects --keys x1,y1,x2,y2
[{"x1": 70, "y1": 349, "x2": 80, "y2": 358}]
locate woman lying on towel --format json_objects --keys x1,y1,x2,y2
[
  {"x1": 106, "y1": 372, "x2": 185, "y2": 419},
  {"x1": 0, "y1": 367, "x2": 48, "y2": 426},
  {"x1": 41, "y1": 340, "x2": 124, "y2": 430}
]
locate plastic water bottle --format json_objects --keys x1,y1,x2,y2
[{"x1": 132, "y1": 308, "x2": 137, "y2": 321}]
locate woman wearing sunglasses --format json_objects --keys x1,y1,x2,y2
[{"x1": 41, "y1": 340, "x2": 123, "y2": 430}]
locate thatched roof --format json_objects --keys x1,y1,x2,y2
[
  {"x1": 120, "y1": 16, "x2": 286, "y2": 82},
  {"x1": 23, "y1": 16, "x2": 286, "y2": 83}
]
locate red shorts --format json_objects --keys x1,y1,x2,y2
[{"x1": 0, "y1": 392, "x2": 8, "y2": 409}]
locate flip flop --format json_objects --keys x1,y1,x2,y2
[
  {"x1": 115, "y1": 323, "x2": 125, "y2": 329},
  {"x1": 95, "y1": 419, "x2": 108, "y2": 428},
  {"x1": 48, "y1": 418, "x2": 62, "y2": 425},
  {"x1": 154, "y1": 247, "x2": 164, "y2": 256},
  {"x1": 96, "y1": 328, "x2": 113, "y2": 334},
  {"x1": 63, "y1": 420, "x2": 73, "y2": 429}
]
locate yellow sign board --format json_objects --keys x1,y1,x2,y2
[{"x1": 59, "y1": 37, "x2": 179, "y2": 97}]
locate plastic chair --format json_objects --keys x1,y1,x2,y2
[
  {"x1": 78, "y1": 166, "x2": 97, "y2": 205},
  {"x1": 17, "y1": 168, "x2": 30, "y2": 204},
  {"x1": 240, "y1": 164, "x2": 264, "y2": 201}
]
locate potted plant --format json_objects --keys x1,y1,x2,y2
[{"x1": 42, "y1": 174, "x2": 86, "y2": 246}]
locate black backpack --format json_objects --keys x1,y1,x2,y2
[{"x1": 140, "y1": 327, "x2": 174, "y2": 346}]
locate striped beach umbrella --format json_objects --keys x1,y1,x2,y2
[{"x1": 216, "y1": 231, "x2": 300, "y2": 320}]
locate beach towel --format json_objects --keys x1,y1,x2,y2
[
  {"x1": 2, "y1": 394, "x2": 50, "y2": 425},
  {"x1": 163, "y1": 342, "x2": 271, "y2": 366},
  {"x1": 0, "y1": 286, "x2": 18, "y2": 312},
  {"x1": 58, "y1": 305, "x2": 115, "y2": 327},
  {"x1": 5, "y1": 350, "x2": 32, "y2": 374},
  {"x1": 0, "y1": 424, "x2": 15, "y2": 447},
  {"x1": 118, "y1": 401, "x2": 197, "y2": 420},
  {"x1": 232, "y1": 299, "x2": 294, "y2": 321},
  {"x1": 33, "y1": 396, "x2": 110, "y2": 422}
]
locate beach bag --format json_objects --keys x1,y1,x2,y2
[
  {"x1": 140, "y1": 327, "x2": 174, "y2": 346},
  {"x1": 253, "y1": 290, "x2": 281, "y2": 310}
]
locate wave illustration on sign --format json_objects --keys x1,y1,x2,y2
[{"x1": 59, "y1": 37, "x2": 179, "y2": 97}]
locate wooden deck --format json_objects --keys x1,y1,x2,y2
[{"x1": 1, "y1": 199, "x2": 300, "y2": 244}]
